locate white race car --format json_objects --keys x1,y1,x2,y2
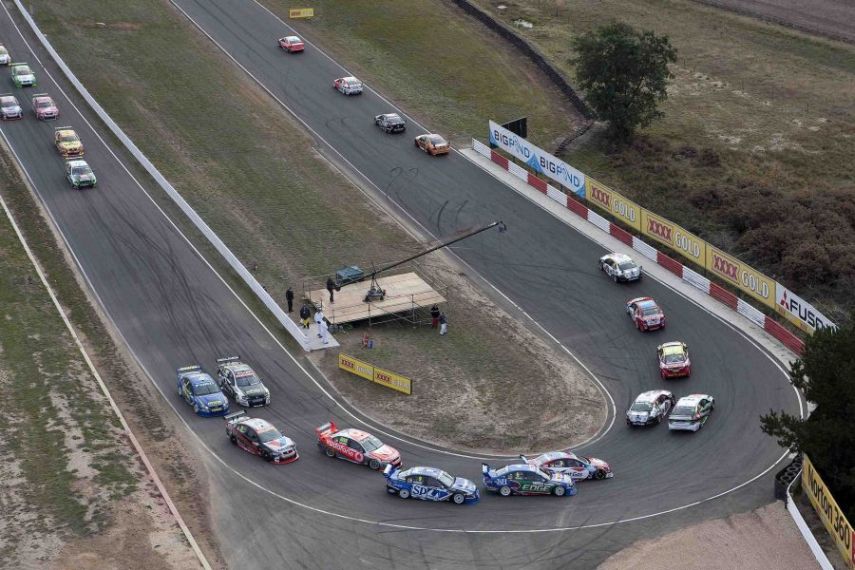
[
  {"x1": 626, "y1": 390, "x2": 675, "y2": 426},
  {"x1": 668, "y1": 394, "x2": 715, "y2": 432},
  {"x1": 216, "y1": 356, "x2": 271, "y2": 407},
  {"x1": 520, "y1": 450, "x2": 613, "y2": 481},
  {"x1": 599, "y1": 252, "x2": 642, "y2": 282}
]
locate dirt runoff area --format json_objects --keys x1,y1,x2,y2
[
  {"x1": 310, "y1": 260, "x2": 606, "y2": 454},
  {"x1": 600, "y1": 502, "x2": 820, "y2": 570}
]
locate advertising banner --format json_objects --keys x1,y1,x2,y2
[
  {"x1": 803, "y1": 455, "x2": 855, "y2": 569},
  {"x1": 705, "y1": 246, "x2": 775, "y2": 308},
  {"x1": 338, "y1": 353, "x2": 373, "y2": 381},
  {"x1": 288, "y1": 8, "x2": 314, "y2": 18},
  {"x1": 640, "y1": 210, "x2": 707, "y2": 268},
  {"x1": 338, "y1": 354, "x2": 412, "y2": 395},
  {"x1": 489, "y1": 120, "x2": 585, "y2": 198},
  {"x1": 775, "y1": 283, "x2": 837, "y2": 333},
  {"x1": 586, "y1": 178, "x2": 642, "y2": 231}
]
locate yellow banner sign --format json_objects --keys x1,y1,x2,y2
[
  {"x1": 640, "y1": 210, "x2": 707, "y2": 268},
  {"x1": 289, "y1": 8, "x2": 314, "y2": 18},
  {"x1": 586, "y1": 178, "x2": 641, "y2": 231},
  {"x1": 705, "y1": 245, "x2": 775, "y2": 308},
  {"x1": 338, "y1": 353, "x2": 412, "y2": 395},
  {"x1": 803, "y1": 455, "x2": 855, "y2": 569}
]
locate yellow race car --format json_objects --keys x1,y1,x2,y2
[{"x1": 54, "y1": 126, "x2": 84, "y2": 157}]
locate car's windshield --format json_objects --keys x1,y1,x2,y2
[
  {"x1": 361, "y1": 435, "x2": 383, "y2": 453},
  {"x1": 437, "y1": 471, "x2": 455, "y2": 487},
  {"x1": 672, "y1": 405, "x2": 696, "y2": 416},
  {"x1": 258, "y1": 428, "x2": 283, "y2": 444},
  {"x1": 663, "y1": 353, "x2": 685, "y2": 364},
  {"x1": 14, "y1": 66, "x2": 30, "y2": 75},
  {"x1": 37, "y1": 100, "x2": 51, "y2": 108},
  {"x1": 193, "y1": 382, "x2": 220, "y2": 396},
  {"x1": 630, "y1": 402, "x2": 652, "y2": 412},
  {"x1": 60, "y1": 134, "x2": 78, "y2": 143},
  {"x1": 641, "y1": 306, "x2": 659, "y2": 316},
  {"x1": 235, "y1": 373, "x2": 260, "y2": 387},
  {"x1": 618, "y1": 261, "x2": 637, "y2": 271}
]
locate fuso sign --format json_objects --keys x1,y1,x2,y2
[
  {"x1": 775, "y1": 283, "x2": 837, "y2": 333},
  {"x1": 706, "y1": 246, "x2": 775, "y2": 308}
]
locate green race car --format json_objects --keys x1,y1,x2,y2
[
  {"x1": 10, "y1": 62, "x2": 35, "y2": 88},
  {"x1": 65, "y1": 160, "x2": 97, "y2": 189}
]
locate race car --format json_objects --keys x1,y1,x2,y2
[
  {"x1": 333, "y1": 76, "x2": 363, "y2": 95},
  {"x1": 657, "y1": 341, "x2": 691, "y2": 378},
  {"x1": 225, "y1": 411, "x2": 298, "y2": 464},
  {"x1": 55, "y1": 127, "x2": 84, "y2": 157},
  {"x1": 520, "y1": 451, "x2": 613, "y2": 481},
  {"x1": 0, "y1": 45, "x2": 11, "y2": 66},
  {"x1": 599, "y1": 252, "x2": 642, "y2": 282},
  {"x1": 10, "y1": 63, "x2": 35, "y2": 88},
  {"x1": 414, "y1": 133, "x2": 450, "y2": 156},
  {"x1": 384, "y1": 465, "x2": 479, "y2": 505},
  {"x1": 668, "y1": 394, "x2": 715, "y2": 432},
  {"x1": 626, "y1": 389, "x2": 675, "y2": 426},
  {"x1": 0, "y1": 94, "x2": 22, "y2": 120},
  {"x1": 316, "y1": 420, "x2": 401, "y2": 470},
  {"x1": 374, "y1": 113, "x2": 406, "y2": 134},
  {"x1": 176, "y1": 364, "x2": 229, "y2": 417},
  {"x1": 482, "y1": 463, "x2": 577, "y2": 497},
  {"x1": 32, "y1": 93, "x2": 58, "y2": 120},
  {"x1": 626, "y1": 296, "x2": 665, "y2": 331},
  {"x1": 65, "y1": 160, "x2": 97, "y2": 189},
  {"x1": 215, "y1": 356, "x2": 271, "y2": 407},
  {"x1": 278, "y1": 35, "x2": 304, "y2": 53}
]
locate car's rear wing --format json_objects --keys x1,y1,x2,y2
[
  {"x1": 518, "y1": 454, "x2": 530, "y2": 463},
  {"x1": 177, "y1": 364, "x2": 202, "y2": 374},
  {"x1": 315, "y1": 420, "x2": 337, "y2": 438},
  {"x1": 54, "y1": 125, "x2": 75, "y2": 132},
  {"x1": 481, "y1": 463, "x2": 491, "y2": 475},
  {"x1": 10, "y1": 62, "x2": 28, "y2": 67},
  {"x1": 217, "y1": 355, "x2": 240, "y2": 365},
  {"x1": 0, "y1": 93, "x2": 15, "y2": 98},
  {"x1": 224, "y1": 410, "x2": 247, "y2": 424},
  {"x1": 31, "y1": 92, "x2": 49, "y2": 99}
]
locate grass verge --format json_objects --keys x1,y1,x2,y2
[{"x1": 24, "y1": 0, "x2": 605, "y2": 450}]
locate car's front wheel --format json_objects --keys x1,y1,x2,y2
[
  {"x1": 324, "y1": 448, "x2": 336, "y2": 458},
  {"x1": 229, "y1": 435, "x2": 237, "y2": 445},
  {"x1": 553, "y1": 486, "x2": 566, "y2": 497},
  {"x1": 398, "y1": 489, "x2": 410, "y2": 500},
  {"x1": 452, "y1": 493, "x2": 465, "y2": 505},
  {"x1": 594, "y1": 470, "x2": 607, "y2": 480},
  {"x1": 368, "y1": 458, "x2": 381, "y2": 471},
  {"x1": 498, "y1": 486, "x2": 511, "y2": 497}
]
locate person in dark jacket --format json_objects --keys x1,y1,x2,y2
[
  {"x1": 326, "y1": 277, "x2": 335, "y2": 303},
  {"x1": 285, "y1": 287, "x2": 294, "y2": 312},
  {"x1": 430, "y1": 304, "x2": 440, "y2": 328},
  {"x1": 299, "y1": 304, "x2": 311, "y2": 328}
]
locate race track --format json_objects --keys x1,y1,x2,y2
[{"x1": 0, "y1": 1, "x2": 802, "y2": 567}]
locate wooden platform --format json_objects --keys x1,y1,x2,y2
[{"x1": 308, "y1": 272, "x2": 445, "y2": 325}]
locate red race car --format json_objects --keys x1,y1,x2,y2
[
  {"x1": 657, "y1": 341, "x2": 691, "y2": 378},
  {"x1": 626, "y1": 296, "x2": 665, "y2": 331},
  {"x1": 278, "y1": 35, "x2": 304, "y2": 53},
  {"x1": 225, "y1": 411, "x2": 298, "y2": 464},
  {"x1": 316, "y1": 420, "x2": 401, "y2": 470},
  {"x1": 31, "y1": 93, "x2": 58, "y2": 120}
]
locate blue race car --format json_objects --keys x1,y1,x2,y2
[
  {"x1": 384, "y1": 465, "x2": 479, "y2": 505},
  {"x1": 482, "y1": 463, "x2": 577, "y2": 497},
  {"x1": 177, "y1": 365, "x2": 230, "y2": 417}
]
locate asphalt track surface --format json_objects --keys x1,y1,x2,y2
[{"x1": 0, "y1": 2, "x2": 802, "y2": 567}]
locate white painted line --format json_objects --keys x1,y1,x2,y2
[{"x1": 0, "y1": 134, "x2": 210, "y2": 569}]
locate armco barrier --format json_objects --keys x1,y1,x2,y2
[
  {"x1": 472, "y1": 138, "x2": 806, "y2": 355},
  {"x1": 14, "y1": 0, "x2": 313, "y2": 352}
]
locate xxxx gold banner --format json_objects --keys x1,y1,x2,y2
[
  {"x1": 288, "y1": 8, "x2": 314, "y2": 18},
  {"x1": 706, "y1": 246, "x2": 775, "y2": 308},
  {"x1": 586, "y1": 178, "x2": 641, "y2": 231},
  {"x1": 338, "y1": 353, "x2": 412, "y2": 395},
  {"x1": 640, "y1": 210, "x2": 707, "y2": 268}
]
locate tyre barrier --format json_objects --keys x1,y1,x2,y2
[{"x1": 775, "y1": 453, "x2": 803, "y2": 500}]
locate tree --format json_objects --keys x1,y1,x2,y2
[
  {"x1": 572, "y1": 23, "x2": 677, "y2": 142},
  {"x1": 760, "y1": 317, "x2": 855, "y2": 520}
]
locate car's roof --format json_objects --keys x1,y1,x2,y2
[
  {"x1": 677, "y1": 394, "x2": 711, "y2": 405},
  {"x1": 381, "y1": 113, "x2": 401, "y2": 120},
  {"x1": 638, "y1": 300, "x2": 659, "y2": 310},
  {"x1": 427, "y1": 134, "x2": 446, "y2": 142},
  {"x1": 57, "y1": 128, "x2": 77, "y2": 136},
  {"x1": 284, "y1": 35, "x2": 301, "y2": 42},
  {"x1": 242, "y1": 417, "x2": 275, "y2": 432},
  {"x1": 405, "y1": 466, "x2": 449, "y2": 478},
  {"x1": 341, "y1": 76, "x2": 360, "y2": 82},
  {"x1": 497, "y1": 463, "x2": 541, "y2": 475},
  {"x1": 636, "y1": 390, "x2": 669, "y2": 402},
  {"x1": 222, "y1": 361, "x2": 254, "y2": 374},
  {"x1": 0, "y1": 95, "x2": 17, "y2": 103},
  {"x1": 34, "y1": 96, "x2": 53, "y2": 103},
  {"x1": 186, "y1": 372, "x2": 216, "y2": 385},
  {"x1": 533, "y1": 450, "x2": 577, "y2": 463},
  {"x1": 336, "y1": 428, "x2": 373, "y2": 441},
  {"x1": 606, "y1": 253, "x2": 634, "y2": 263},
  {"x1": 660, "y1": 343, "x2": 685, "y2": 355}
]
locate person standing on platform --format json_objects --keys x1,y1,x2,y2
[
  {"x1": 299, "y1": 304, "x2": 311, "y2": 329},
  {"x1": 314, "y1": 308, "x2": 325, "y2": 338},
  {"x1": 430, "y1": 304, "x2": 440, "y2": 328},
  {"x1": 326, "y1": 277, "x2": 336, "y2": 304},
  {"x1": 285, "y1": 287, "x2": 294, "y2": 313},
  {"x1": 319, "y1": 318, "x2": 330, "y2": 345},
  {"x1": 439, "y1": 313, "x2": 448, "y2": 336}
]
